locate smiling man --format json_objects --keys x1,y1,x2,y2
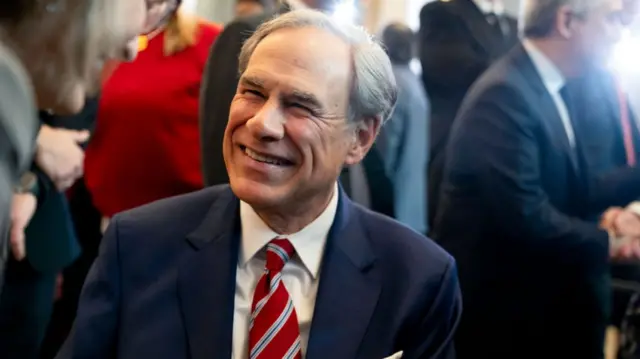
[{"x1": 59, "y1": 9, "x2": 461, "y2": 359}]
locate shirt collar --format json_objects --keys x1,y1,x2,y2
[
  {"x1": 239, "y1": 182, "x2": 339, "y2": 279},
  {"x1": 473, "y1": 0, "x2": 504, "y2": 16},
  {"x1": 523, "y1": 39, "x2": 566, "y2": 94}
]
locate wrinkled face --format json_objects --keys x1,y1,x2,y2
[
  {"x1": 565, "y1": 0, "x2": 625, "y2": 68},
  {"x1": 223, "y1": 27, "x2": 378, "y2": 212}
]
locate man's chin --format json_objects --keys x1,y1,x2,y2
[{"x1": 230, "y1": 179, "x2": 284, "y2": 208}]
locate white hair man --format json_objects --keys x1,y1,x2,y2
[
  {"x1": 201, "y1": 0, "x2": 396, "y2": 218},
  {"x1": 434, "y1": 0, "x2": 640, "y2": 358},
  {"x1": 61, "y1": 9, "x2": 462, "y2": 359}
]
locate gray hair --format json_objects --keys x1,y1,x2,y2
[
  {"x1": 238, "y1": 9, "x2": 398, "y2": 124},
  {"x1": 521, "y1": 0, "x2": 611, "y2": 38}
]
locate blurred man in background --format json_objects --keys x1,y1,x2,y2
[
  {"x1": 379, "y1": 23, "x2": 429, "y2": 234},
  {"x1": 419, "y1": 0, "x2": 518, "y2": 229},
  {"x1": 434, "y1": 0, "x2": 640, "y2": 357}
]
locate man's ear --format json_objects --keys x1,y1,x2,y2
[
  {"x1": 556, "y1": 5, "x2": 576, "y2": 39},
  {"x1": 344, "y1": 116, "x2": 382, "y2": 166}
]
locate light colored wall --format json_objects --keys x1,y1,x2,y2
[
  {"x1": 196, "y1": 0, "x2": 235, "y2": 24},
  {"x1": 367, "y1": 0, "x2": 521, "y2": 33},
  {"x1": 503, "y1": 0, "x2": 520, "y2": 17}
]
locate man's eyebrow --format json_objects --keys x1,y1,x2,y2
[
  {"x1": 289, "y1": 89, "x2": 323, "y2": 109},
  {"x1": 239, "y1": 76, "x2": 265, "y2": 89}
]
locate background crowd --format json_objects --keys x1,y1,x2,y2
[{"x1": 1, "y1": 0, "x2": 640, "y2": 358}]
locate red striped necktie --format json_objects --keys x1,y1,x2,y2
[{"x1": 249, "y1": 238, "x2": 302, "y2": 359}]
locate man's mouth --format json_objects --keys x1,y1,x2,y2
[{"x1": 240, "y1": 146, "x2": 293, "y2": 166}]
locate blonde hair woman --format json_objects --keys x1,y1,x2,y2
[
  {"x1": 84, "y1": 0, "x2": 221, "y2": 226},
  {"x1": 0, "y1": 1, "x2": 152, "y2": 357}
]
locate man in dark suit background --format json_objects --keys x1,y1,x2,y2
[
  {"x1": 434, "y1": 0, "x2": 640, "y2": 357},
  {"x1": 200, "y1": 0, "x2": 395, "y2": 217},
  {"x1": 61, "y1": 10, "x2": 461, "y2": 359},
  {"x1": 419, "y1": 0, "x2": 518, "y2": 228}
]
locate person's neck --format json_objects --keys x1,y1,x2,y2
[
  {"x1": 254, "y1": 186, "x2": 336, "y2": 235},
  {"x1": 527, "y1": 37, "x2": 583, "y2": 78}
]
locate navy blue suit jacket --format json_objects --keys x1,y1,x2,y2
[{"x1": 60, "y1": 185, "x2": 461, "y2": 359}]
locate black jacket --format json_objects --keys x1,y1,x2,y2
[
  {"x1": 419, "y1": 0, "x2": 517, "y2": 227},
  {"x1": 434, "y1": 44, "x2": 640, "y2": 358}
]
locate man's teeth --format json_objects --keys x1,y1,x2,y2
[{"x1": 244, "y1": 147, "x2": 286, "y2": 165}]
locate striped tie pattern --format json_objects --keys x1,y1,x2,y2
[{"x1": 249, "y1": 238, "x2": 302, "y2": 359}]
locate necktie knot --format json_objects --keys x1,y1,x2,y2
[{"x1": 266, "y1": 238, "x2": 295, "y2": 273}]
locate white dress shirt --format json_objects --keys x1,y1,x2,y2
[
  {"x1": 231, "y1": 184, "x2": 339, "y2": 359},
  {"x1": 523, "y1": 39, "x2": 575, "y2": 147}
]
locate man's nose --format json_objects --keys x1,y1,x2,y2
[{"x1": 246, "y1": 103, "x2": 285, "y2": 142}]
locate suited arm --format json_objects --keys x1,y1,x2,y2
[
  {"x1": 199, "y1": 20, "x2": 255, "y2": 186},
  {"x1": 586, "y1": 165, "x2": 640, "y2": 212},
  {"x1": 403, "y1": 257, "x2": 461, "y2": 359},
  {"x1": 583, "y1": 91, "x2": 640, "y2": 210},
  {"x1": 419, "y1": 5, "x2": 489, "y2": 92},
  {"x1": 452, "y1": 86, "x2": 609, "y2": 264},
  {"x1": 58, "y1": 215, "x2": 123, "y2": 358}
]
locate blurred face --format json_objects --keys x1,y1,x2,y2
[
  {"x1": 26, "y1": 0, "x2": 146, "y2": 114},
  {"x1": 560, "y1": 0, "x2": 625, "y2": 68},
  {"x1": 223, "y1": 27, "x2": 378, "y2": 213}
]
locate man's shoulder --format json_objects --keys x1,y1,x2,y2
[
  {"x1": 464, "y1": 46, "x2": 531, "y2": 105},
  {"x1": 113, "y1": 185, "x2": 233, "y2": 238},
  {"x1": 354, "y1": 205, "x2": 453, "y2": 275},
  {"x1": 420, "y1": 0, "x2": 454, "y2": 16}
]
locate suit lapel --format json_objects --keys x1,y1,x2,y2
[
  {"x1": 178, "y1": 188, "x2": 240, "y2": 359},
  {"x1": 306, "y1": 188, "x2": 381, "y2": 359},
  {"x1": 513, "y1": 44, "x2": 580, "y2": 173}
]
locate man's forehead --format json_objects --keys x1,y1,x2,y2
[
  {"x1": 243, "y1": 27, "x2": 352, "y2": 96},
  {"x1": 252, "y1": 27, "x2": 351, "y2": 68}
]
